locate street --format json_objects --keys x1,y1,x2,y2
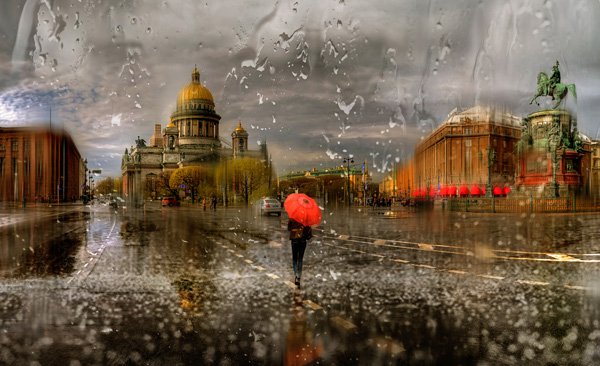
[{"x1": 1, "y1": 204, "x2": 600, "y2": 365}]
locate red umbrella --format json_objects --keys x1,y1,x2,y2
[
  {"x1": 284, "y1": 193, "x2": 322, "y2": 226},
  {"x1": 459, "y1": 185, "x2": 469, "y2": 197},
  {"x1": 470, "y1": 185, "x2": 481, "y2": 197},
  {"x1": 503, "y1": 186, "x2": 511, "y2": 196}
]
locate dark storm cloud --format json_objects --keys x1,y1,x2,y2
[{"x1": 0, "y1": 0, "x2": 599, "y2": 177}]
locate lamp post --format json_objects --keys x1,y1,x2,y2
[
  {"x1": 343, "y1": 155, "x2": 354, "y2": 207},
  {"x1": 486, "y1": 148, "x2": 495, "y2": 198},
  {"x1": 552, "y1": 149, "x2": 559, "y2": 197}
]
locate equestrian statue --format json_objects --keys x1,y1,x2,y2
[{"x1": 529, "y1": 61, "x2": 577, "y2": 109}]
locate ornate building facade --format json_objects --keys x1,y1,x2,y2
[
  {"x1": 0, "y1": 127, "x2": 83, "y2": 204},
  {"x1": 412, "y1": 106, "x2": 522, "y2": 192},
  {"x1": 515, "y1": 109, "x2": 592, "y2": 197},
  {"x1": 121, "y1": 67, "x2": 267, "y2": 203}
]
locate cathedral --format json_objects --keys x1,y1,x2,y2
[{"x1": 121, "y1": 66, "x2": 268, "y2": 203}]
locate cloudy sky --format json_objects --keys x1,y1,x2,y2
[{"x1": 0, "y1": 0, "x2": 599, "y2": 178}]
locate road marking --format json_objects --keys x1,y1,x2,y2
[
  {"x1": 446, "y1": 269, "x2": 468, "y2": 275},
  {"x1": 254, "y1": 265, "x2": 265, "y2": 271},
  {"x1": 563, "y1": 285, "x2": 588, "y2": 291},
  {"x1": 331, "y1": 316, "x2": 357, "y2": 331},
  {"x1": 477, "y1": 274, "x2": 505, "y2": 280},
  {"x1": 418, "y1": 243, "x2": 434, "y2": 251},
  {"x1": 268, "y1": 241, "x2": 283, "y2": 248},
  {"x1": 235, "y1": 253, "x2": 244, "y2": 258},
  {"x1": 319, "y1": 231, "x2": 600, "y2": 264},
  {"x1": 393, "y1": 259, "x2": 410, "y2": 264},
  {"x1": 227, "y1": 249, "x2": 235, "y2": 253},
  {"x1": 244, "y1": 259, "x2": 253, "y2": 264},
  {"x1": 547, "y1": 254, "x2": 580, "y2": 262},
  {"x1": 412, "y1": 264, "x2": 436, "y2": 269},
  {"x1": 516, "y1": 280, "x2": 550, "y2": 286},
  {"x1": 370, "y1": 254, "x2": 385, "y2": 258},
  {"x1": 283, "y1": 280, "x2": 297, "y2": 289},
  {"x1": 303, "y1": 300, "x2": 323, "y2": 311},
  {"x1": 266, "y1": 273, "x2": 280, "y2": 280}
]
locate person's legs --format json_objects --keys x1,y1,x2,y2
[
  {"x1": 295, "y1": 240, "x2": 307, "y2": 280},
  {"x1": 291, "y1": 241, "x2": 300, "y2": 278}
]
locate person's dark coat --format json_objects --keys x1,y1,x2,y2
[{"x1": 288, "y1": 219, "x2": 312, "y2": 241}]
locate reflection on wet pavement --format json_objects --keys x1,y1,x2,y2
[{"x1": 0, "y1": 205, "x2": 599, "y2": 364}]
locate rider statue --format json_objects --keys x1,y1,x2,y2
[
  {"x1": 547, "y1": 61, "x2": 561, "y2": 99},
  {"x1": 530, "y1": 60, "x2": 576, "y2": 109}
]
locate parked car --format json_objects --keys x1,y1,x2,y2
[
  {"x1": 161, "y1": 196, "x2": 180, "y2": 207},
  {"x1": 258, "y1": 197, "x2": 282, "y2": 216}
]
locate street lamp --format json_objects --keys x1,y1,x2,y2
[
  {"x1": 343, "y1": 155, "x2": 354, "y2": 207},
  {"x1": 486, "y1": 148, "x2": 495, "y2": 198}
]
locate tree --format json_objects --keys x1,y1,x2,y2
[
  {"x1": 95, "y1": 177, "x2": 115, "y2": 195},
  {"x1": 229, "y1": 157, "x2": 270, "y2": 206},
  {"x1": 169, "y1": 166, "x2": 213, "y2": 203},
  {"x1": 112, "y1": 177, "x2": 123, "y2": 195},
  {"x1": 156, "y1": 171, "x2": 179, "y2": 198}
]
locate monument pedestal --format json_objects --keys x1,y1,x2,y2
[{"x1": 515, "y1": 110, "x2": 584, "y2": 197}]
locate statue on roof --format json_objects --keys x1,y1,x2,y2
[
  {"x1": 529, "y1": 60, "x2": 577, "y2": 109},
  {"x1": 135, "y1": 136, "x2": 146, "y2": 148}
]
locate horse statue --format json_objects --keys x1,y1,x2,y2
[{"x1": 529, "y1": 63, "x2": 577, "y2": 109}]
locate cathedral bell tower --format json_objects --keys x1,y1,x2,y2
[{"x1": 231, "y1": 121, "x2": 249, "y2": 157}]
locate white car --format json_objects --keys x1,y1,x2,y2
[{"x1": 258, "y1": 198, "x2": 282, "y2": 216}]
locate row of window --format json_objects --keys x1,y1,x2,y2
[
  {"x1": 176, "y1": 120, "x2": 218, "y2": 138},
  {"x1": 0, "y1": 139, "x2": 31, "y2": 151}
]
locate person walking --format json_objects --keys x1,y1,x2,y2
[
  {"x1": 288, "y1": 218, "x2": 312, "y2": 288},
  {"x1": 202, "y1": 197, "x2": 207, "y2": 211},
  {"x1": 211, "y1": 196, "x2": 217, "y2": 210}
]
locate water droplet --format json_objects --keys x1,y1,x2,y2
[
  {"x1": 146, "y1": 27, "x2": 152, "y2": 34},
  {"x1": 116, "y1": 25, "x2": 122, "y2": 32},
  {"x1": 131, "y1": 17, "x2": 137, "y2": 25}
]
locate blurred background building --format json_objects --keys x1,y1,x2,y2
[
  {"x1": 394, "y1": 106, "x2": 598, "y2": 199},
  {"x1": 413, "y1": 106, "x2": 522, "y2": 191},
  {"x1": 121, "y1": 67, "x2": 268, "y2": 204},
  {"x1": 0, "y1": 127, "x2": 83, "y2": 204}
]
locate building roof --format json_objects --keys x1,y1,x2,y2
[
  {"x1": 176, "y1": 66, "x2": 215, "y2": 108},
  {"x1": 442, "y1": 106, "x2": 521, "y2": 128}
]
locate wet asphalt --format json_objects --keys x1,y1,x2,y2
[{"x1": 1, "y1": 202, "x2": 600, "y2": 365}]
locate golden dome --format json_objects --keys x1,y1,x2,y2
[
  {"x1": 234, "y1": 121, "x2": 246, "y2": 133},
  {"x1": 176, "y1": 66, "x2": 214, "y2": 108},
  {"x1": 232, "y1": 121, "x2": 248, "y2": 137}
]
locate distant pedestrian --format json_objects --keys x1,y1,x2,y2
[
  {"x1": 288, "y1": 218, "x2": 312, "y2": 288},
  {"x1": 211, "y1": 196, "x2": 217, "y2": 210},
  {"x1": 202, "y1": 197, "x2": 207, "y2": 211}
]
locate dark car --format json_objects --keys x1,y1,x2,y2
[{"x1": 161, "y1": 196, "x2": 180, "y2": 207}]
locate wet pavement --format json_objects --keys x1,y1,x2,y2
[{"x1": 1, "y1": 203, "x2": 600, "y2": 365}]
